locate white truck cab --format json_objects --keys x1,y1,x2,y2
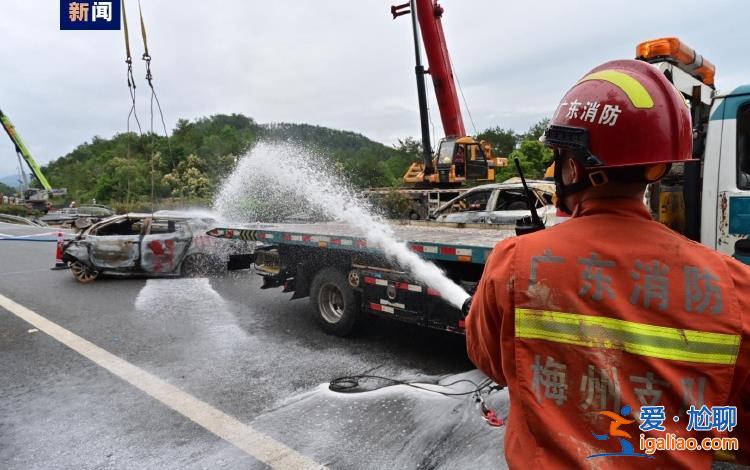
[
  {"x1": 638, "y1": 38, "x2": 750, "y2": 264},
  {"x1": 702, "y1": 84, "x2": 750, "y2": 261}
]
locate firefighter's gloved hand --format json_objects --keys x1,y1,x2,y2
[{"x1": 461, "y1": 297, "x2": 472, "y2": 317}]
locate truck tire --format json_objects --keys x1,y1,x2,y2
[
  {"x1": 310, "y1": 267, "x2": 360, "y2": 336},
  {"x1": 70, "y1": 260, "x2": 99, "y2": 283}
]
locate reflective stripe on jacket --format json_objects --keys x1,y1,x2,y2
[{"x1": 466, "y1": 197, "x2": 750, "y2": 469}]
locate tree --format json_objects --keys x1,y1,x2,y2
[
  {"x1": 162, "y1": 155, "x2": 212, "y2": 199},
  {"x1": 523, "y1": 118, "x2": 550, "y2": 141},
  {"x1": 488, "y1": 118, "x2": 552, "y2": 182},
  {"x1": 108, "y1": 156, "x2": 142, "y2": 203},
  {"x1": 476, "y1": 127, "x2": 518, "y2": 157},
  {"x1": 0, "y1": 182, "x2": 15, "y2": 195},
  {"x1": 495, "y1": 140, "x2": 553, "y2": 182},
  {"x1": 394, "y1": 136, "x2": 423, "y2": 161}
]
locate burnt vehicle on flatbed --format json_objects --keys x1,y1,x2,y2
[
  {"x1": 62, "y1": 212, "x2": 252, "y2": 282},
  {"x1": 429, "y1": 181, "x2": 558, "y2": 225}
]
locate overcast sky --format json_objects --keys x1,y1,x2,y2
[{"x1": 1, "y1": 0, "x2": 748, "y2": 177}]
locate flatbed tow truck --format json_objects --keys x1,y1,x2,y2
[
  {"x1": 207, "y1": 221, "x2": 512, "y2": 335},
  {"x1": 209, "y1": 37, "x2": 750, "y2": 336}
]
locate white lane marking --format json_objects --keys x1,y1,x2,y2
[
  {"x1": 1, "y1": 268, "x2": 52, "y2": 276},
  {"x1": 0, "y1": 294, "x2": 324, "y2": 470},
  {"x1": 0, "y1": 223, "x2": 65, "y2": 232},
  {"x1": 0, "y1": 231, "x2": 58, "y2": 238}
]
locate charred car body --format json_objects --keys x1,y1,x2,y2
[
  {"x1": 62, "y1": 212, "x2": 253, "y2": 282},
  {"x1": 429, "y1": 181, "x2": 558, "y2": 226}
]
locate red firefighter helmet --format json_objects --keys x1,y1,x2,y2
[{"x1": 542, "y1": 59, "x2": 692, "y2": 170}]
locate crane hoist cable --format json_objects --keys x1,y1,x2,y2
[
  {"x1": 122, "y1": 0, "x2": 143, "y2": 206},
  {"x1": 138, "y1": 0, "x2": 156, "y2": 210},
  {"x1": 122, "y1": 0, "x2": 142, "y2": 137},
  {"x1": 135, "y1": 0, "x2": 172, "y2": 211},
  {"x1": 452, "y1": 64, "x2": 477, "y2": 136},
  {"x1": 137, "y1": 0, "x2": 170, "y2": 146}
]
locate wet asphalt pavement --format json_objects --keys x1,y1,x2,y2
[{"x1": 0, "y1": 222, "x2": 507, "y2": 469}]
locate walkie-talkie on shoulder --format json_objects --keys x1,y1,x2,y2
[{"x1": 514, "y1": 157, "x2": 546, "y2": 236}]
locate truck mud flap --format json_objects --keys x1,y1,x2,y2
[
  {"x1": 228, "y1": 253, "x2": 254, "y2": 270},
  {"x1": 367, "y1": 302, "x2": 424, "y2": 324},
  {"x1": 360, "y1": 271, "x2": 464, "y2": 333}
]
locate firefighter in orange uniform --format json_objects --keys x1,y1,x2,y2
[{"x1": 466, "y1": 59, "x2": 749, "y2": 468}]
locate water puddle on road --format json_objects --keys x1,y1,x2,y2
[
  {"x1": 250, "y1": 369, "x2": 507, "y2": 468},
  {"x1": 134, "y1": 278, "x2": 248, "y2": 349},
  {"x1": 135, "y1": 277, "x2": 226, "y2": 313}
]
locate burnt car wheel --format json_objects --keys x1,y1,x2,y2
[
  {"x1": 70, "y1": 261, "x2": 99, "y2": 283},
  {"x1": 310, "y1": 268, "x2": 360, "y2": 336}
]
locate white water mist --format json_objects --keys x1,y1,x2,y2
[{"x1": 213, "y1": 142, "x2": 470, "y2": 309}]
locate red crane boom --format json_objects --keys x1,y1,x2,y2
[
  {"x1": 413, "y1": 0, "x2": 465, "y2": 138},
  {"x1": 392, "y1": 0, "x2": 506, "y2": 187}
]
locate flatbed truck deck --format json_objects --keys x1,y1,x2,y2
[{"x1": 210, "y1": 221, "x2": 512, "y2": 263}]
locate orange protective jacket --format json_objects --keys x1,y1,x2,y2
[{"x1": 466, "y1": 198, "x2": 750, "y2": 469}]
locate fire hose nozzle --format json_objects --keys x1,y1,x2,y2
[{"x1": 461, "y1": 297, "x2": 472, "y2": 317}]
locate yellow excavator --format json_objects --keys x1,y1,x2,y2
[{"x1": 1, "y1": 108, "x2": 66, "y2": 211}]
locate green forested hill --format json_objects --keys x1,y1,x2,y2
[
  {"x1": 42, "y1": 114, "x2": 414, "y2": 207},
  {"x1": 40, "y1": 113, "x2": 552, "y2": 209}
]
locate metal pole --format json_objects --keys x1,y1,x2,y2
[
  {"x1": 410, "y1": 0, "x2": 433, "y2": 175},
  {"x1": 683, "y1": 84, "x2": 705, "y2": 242}
]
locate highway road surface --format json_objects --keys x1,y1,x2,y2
[{"x1": 0, "y1": 221, "x2": 507, "y2": 469}]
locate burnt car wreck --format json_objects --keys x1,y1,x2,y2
[{"x1": 62, "y1": 212, "x2": 253, "y2": 282}]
